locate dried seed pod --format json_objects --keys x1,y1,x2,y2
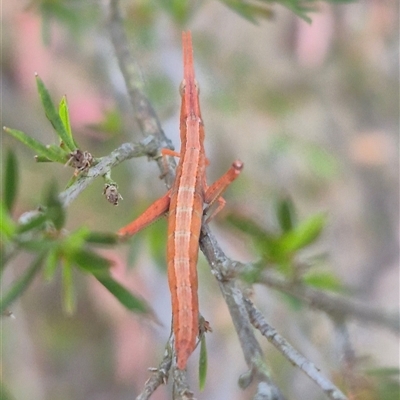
[
  {"x1": 66, "y1": 149, "x2": 93, "y2": 175},
  {"x1": 103, "y1": 183, "x2": 122, "y2": 206}
]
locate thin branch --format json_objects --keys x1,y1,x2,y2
[
  {"x1": 59, "y1": 139, "x2": 156, "y2": 207},
  {"x1": 107, "y1": 3, "x2": 200, "y2": 397},
  {"x1": 171, "y1": 367, "x2": 196, "y2": 400},
  {"x1": 200, "y1": 225, "x2": 285, "y2": 400},
  {"x1": 58, "y1": 0, "x2": 181, "y2": 209},
  {"x1": 256, "y1": 269, "x2": 399, "y2": 334},
  {"x1": 199, "y1": 227, "x2": 353, "y2": 399},
  {"x1": 333, "y1": 321, "x2": 358, "y2": 398},
  {"x1": 136, "y1": 336, "x2": 173, "y2": 400},
  {"x1": 108, "y1": 0, "x2": 176, "y2": 187},
  {"x1": 244, "y1": 297, "x2": 348, "y2": 400}
]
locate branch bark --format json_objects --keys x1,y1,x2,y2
[
  {"x1": 136, "y1": 338, "x2": 173, "y2": 400},
  {"x1": 59, "y1": 139, "x2": 155, "y2": 207},
  {"x1": 245, "y1": 298, "x2": 348, "y2": 400},
  {"x1": 200, "y1": 225, "x2": 285, "y2": 400},
  {"x1": 108, "y1": 0, "x2": 176, "y2": 187},
  {"x1": 256, "y1": 268, "x2": 399, "y2": 334}
]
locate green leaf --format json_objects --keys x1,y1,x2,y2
[
  {"x1": 71, "y1": 248, "x2": 111, "y2": 273},
  {"x1": 226, "y1": 213, "x2": 284, "y2": 262},
  {"x1": 44, "y1": 248, "x2": 60, "y2": 281},
  {"x1": 95, "y1": 275, "x2": 149, "y2": 313},
  {"x1": 46, "y1": 144, "x2": 72, "y2": 161},
  {"x1": 155, "y1": 0, "x2": 195, "y2": 25},
  {"x1": 199, "y1": 334, "x2": 208, "y2": 391},
  {"x1": 59, "y1": 96, "x2": 78, "y2": 149},
  {"x1": 45, "y1": 183, "x2": 66, "y2": 230},
  {"x1": 84, "y1": 232, "x2": 119, "y2": 245},
  {"x1": 303, "y1": 270, "x2": 342, "y2": 292},
  {"x1": 3, "y1": 127, "x2": 67, "y2": 163},
  {"x1": 0, "y1": 253, "x2": 44, "y2": 314},
  {"x1": 34, "y1": 156, "x2": 54, "y2": 162},
  {"x1": 62, "y1": 258, "x2": 75, "y2": 314},
  {"x1": 4, "y1": 150, "x2": 19, "y2": 212},
  {"x1": 35, "y1": 75, "x2": 77, "y2": 151},
  {"x1": 18, "y1": 239, "x2": 55, "y2": 252},
  {"x1": 277, "y1": 0, "x2": 313, "y2": 23},
  {"x1": 280, "y1": 213, "x2": 327, "y2": 253},
  {"x1": 221, "y1": 0, "x2": 274, "y2": 24},
  {"x1": 0, "y1": 201, "x2": 16, "y2": 241},
  {"x1": 16, "y1": 212, "x2": 47, "y2": 234},
  {"x1": 276, "y1": 196, "x2": 296, "y2": 233}
]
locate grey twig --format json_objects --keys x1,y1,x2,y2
[
  {"x1": 108, "y1": 0, "x2": 176, "y2": 187},
  {"x1": 245, "y1": 298, "x2": 348, "y2": 400},
  {"x1": 333, "y1": 321, "x2": 357, "y2": 398},
  {"x1": 60, "y1": 0, "x2": 181, "y2": 210},
  {"x1": 136, "y1": 337, "x2": 173, "y2": 400},
  {"x1": 171, "y1": 367, "x2": 196, "y2": 400},
  {"x1": 59, "y1": 139, "x2": 156, "y2": 207},
  {"x1": 256, "y1": 269, "x2": 399, "y2": 334},
  {"x1": 135, "y1": 336, "x2": 196, "y2": 400},
  {"x1": 200, "y1": 225, "x2": 285, "y2": 400}
]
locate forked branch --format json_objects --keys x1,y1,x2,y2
[{"x1": 244, "y1": 297, "x2": 347, "y2": 400}]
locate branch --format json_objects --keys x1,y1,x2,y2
[
  {"x1": 136, "y1": 336, "x2": 173, "y2": 400},
  {"x1": 59, "y1": 139, "x2": 155, "y2": 207},
  {"x1": 256, "y1": 269, "x2": 399, "y2": 334},
  {"x1": 200, "y1": 226, "x2": 349, "y2": 399},
  {"x1": 108, "y1": 0, "x2": 176, "y2": 187},
  {"x1": 58, "y1": 0, "x2": 182, "y2": 208},
  {"x1": 135, "y1": 335, "x2": 197, "y2": 400},
  {"x1": 107, "y1": 1, "x2": 199, "y2": 397},
  {"x1": 171, "y1": 367, "x2": 196, "y2": 400},
  {"x1": 332, "y1": 321, "x2": 358, "y2": 398},
  {"x1": 136, "y1": 350, "x2": 172, "y2": 400},
  {"x1": 245, "y1": 298, "x2": 348, "y2": 400},
  {"x1": 200, "y1": 225, "x2": 285, "y2": 400}
]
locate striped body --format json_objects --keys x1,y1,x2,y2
[
  {"x1": 167, "y1": 31, "x2": 206, "y2": 369},
  {"x1": 117, "y1": 31, "x2": 243, "y2": 370}
]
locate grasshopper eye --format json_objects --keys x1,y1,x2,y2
[{"x1": 179, "y1": 80, "x2": 186, "y2": 96}]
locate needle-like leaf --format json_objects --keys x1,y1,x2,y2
[
  {"x1": 95, "y1": 275, "x2": 149, "y2": 314},
  {"x1": 0, "y1": 201, "x2": 16, "y2": 243},
  {"x1": 71, "y1": 248, "x2": 111, "y2": 273},
  {"x1": 36, "y1": 74, "x2": 77, "y2": 152},
  {"x1": 199, "y1": 334, "x2": 208, "y2": 391},
  {"x1": 0, "y1": 253, "x2": 44, "y2": 314},
  {"x1": 45, "y1": 183, "x2": 66, "y2": 231},
  {"x1": 3, "y1": 127, "x2": 67, "y2": 163},
  {"x1": 59, "y1": 96, "x2": 78, "y2": 149},
  {"x1": 4, "y1": 150, "x2": 19, "y2": 213},
  {"x1": 62, "y1": 258, "x2": 75, "y2": 314}
]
